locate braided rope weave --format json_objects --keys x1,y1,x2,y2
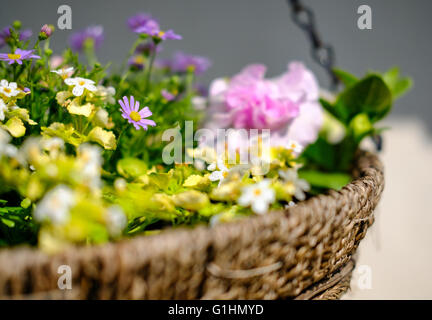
[{"x1": 0, "y1": 151, "x2": 383, "y2": 299}]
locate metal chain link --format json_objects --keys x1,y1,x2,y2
[
  {"x1": 287, "y1": 0, "x2": 339, "y2": 90},
  {"x1": 287, "y1": 0, "x2": 383, "y2": 151}
]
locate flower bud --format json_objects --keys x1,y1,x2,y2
[
  {"x1": 39, "y1": 24, "x2": 54, "y2": 40},
  {"x1": 12, "y1": 20, "x2": 21, "y2": 30}
]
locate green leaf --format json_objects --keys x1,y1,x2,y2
[
  {"x1": 319, "y1": 98, "x2": 340, "y2": 120},
  {"x1": 1, "y1": 218, "x2": 15, "y2": 228},
  {"x1": 301, "y1": 136, "x2": 337, "y2": 171},
  {"x1": 382, "y1": 67, "x2": 413, "y2": 99},
  {"x1": 349, "y1": 113, "x2": 374, "y2": 144},
  {"x1": 333, "y1": 68, "x2": 358, "y2": 87},
  {"x1": 299, "y1": 170, "x2": 351, "y2": 191},
  {"x1": 117, "y1": 158, "x2": 148, "y2": 179},
  {"x1": 335, "y1": 75, "x2": 392, "y2": 123}
]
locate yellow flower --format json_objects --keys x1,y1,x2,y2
[
  {"x1": 3, "y1": 116, "x2": 25, "y2": 137},
  {"x1": 67, "y1": 100, "x2": 95, "y2": 117},
  {"x1": 88, "y1": 127, "x2": 116, "y2": 150},
  {"x1": 172, "y1": 190, "x2": 209, "y2": 211}
]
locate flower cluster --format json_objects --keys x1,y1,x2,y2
[
  {"x1": 204, "y1": 62, "x2": 323, "y2": 149},
  {"x1": 0, "y1": 13, "x2": 411, "y2": 252}
]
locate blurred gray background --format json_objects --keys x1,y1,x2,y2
[{"x1": 1, "y1": 0, "x2": 431, "y2": 130}]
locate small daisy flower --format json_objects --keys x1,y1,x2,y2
[
  {"x1": 34, "y1": 185, "x2": 75, "y2": 225},
  {"x1": 64, "y1": 77, "x2": 97, "y2": 97},
  {"x1": 278, "y1": 169, "x2": 310, "y2": 201},
  {"x1": 238, "y1": 179, "x2": 275, "y2": 215},
  {"x1": 134, "y1": 19, "x2": 181, "y2": 41},
  {"x1": 0, "y1": 98, "x2": 7, "y2": 121},
  {"x1": 209, "y1": 160, "x2": 230, "y2": 186},
  {"x1": 118, "y1": 96, "x2": 156, "y2": 130},
  {"x1": 0, "y1": 48, "x2": 40, "y2": 65},
  {"x1": 0, "y1": 79, "x2": 20, "y2": 98},
  {"x1": 51, "y1": 67, "x2": 74, "y2": 79},
  {"x1": 286, "y1": 140, "x2": 303, "y2": 156}
]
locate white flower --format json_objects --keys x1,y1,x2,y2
[
  {"x1": 0, "y1": 79, "x2": 20, "y2": 98},
  {"x1": 194, "y1": 159, "x2": 206, "y2": 171},
  {"x1": 64, "y1": 77, "x2": 97, "y2": 97},
  {"x1": 286, "y1": 140, "x2": 303, "y2": 156},
  {"x1": 41, "y1": 137, "x2": 64, "y2": 159},
  {"x1": 209, "y1": 160, "x2": 230, "y2": 186},
  {"x1": 0, "y1": 128, "x2": 17, "y2": 158},
  {"x1": 34, "y1": 185, "x2": 75, "y2": 225},
  {"x1": 238, "y1": 179, "x2": 275, "y2": 215},
  {"x1": 51, "y1": 67, "x2": 74, "y2": 79},
  {"x1": 106, "y1": 206, "x2": 127, "y2": 236},
  {"x1": 94, "y1": 108, "x2": 109, "y2": 127},
  {"x1": 78, "y1": 143, "x2": 102, "y2": 190},
  {"x1": 0, "y1": 98, "x2": 8, "y2": 121},
  {"x1": 96, "y1": 85, "x2": 116, "y2": 104},
  {"x1": 278, "y1": 168, "x2": 310, "y2": 201}
]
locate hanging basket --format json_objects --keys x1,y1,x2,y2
[{"x1": 0, "y1": 150, "x2": 383, "y2": 299}]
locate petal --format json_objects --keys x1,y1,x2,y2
[
  {"x1": 85, "y1": 84, "x2": 97, "y2": 92},
  {"x1": 122, "y1": 96, "x2": 130, "y2": 110},
  {"x1": 139, "y1": 107, "x2": 152, "y2": 118},
  {"x1": 251, "y1": 200, "x2": 268, "y2": 215},
  {"x1": 118, "y1": 100, "x2": 126, "y2": 111},
  {"x1": 64, "y1": 78, "x2": 75, "y2": 85},
  {"x1": 209, "y1": 171, "x2": 222, "y2": 181},
  {"x1": 237, "y1": 193, "x2": 252, "y2": 206},
  {"x1": 72, "y1": 86, "x2": 84, "y2": 97},
  {"x1": 139, "y1": 119, "x2": 156, "y2": 127}
]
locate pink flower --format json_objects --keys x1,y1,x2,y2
[
  {"x1": 205, "y1": 62, "x2": 323, "y2": 148},
  {"x1": 118, "y1": 96, "x2": 156, "y2": 130}
]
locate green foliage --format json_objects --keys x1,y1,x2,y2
[{"x1": 302, "y1": 67, "x2": 412, "y2": 189}]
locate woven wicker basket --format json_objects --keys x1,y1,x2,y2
[{"x1": 0, "y1": 151, "x2": 383, "y2": 300}]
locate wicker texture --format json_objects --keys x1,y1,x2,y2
[{"x1": 0, "y1": 151, "x2": 383, "y2": 299}]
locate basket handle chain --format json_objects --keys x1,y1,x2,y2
[
  {"x1": 287, "y1": 0, "x2": 383, "y2": 151},
  {"x1": 287, "y1": 0, "x2": 339, "y2": 90}
]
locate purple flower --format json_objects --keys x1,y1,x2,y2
[
  {"x1": 0, "y1": 26, "x2": 32, "y2": 48},
  {"x1": 0, "y1": 48, "x2": 40, "y2": 65},
  {"x1": 134, "y1": 20, "x2": 181, "y2": 41},
  {"x1": 161, "y1": 89, "x2": 176, "y2": 102},
  {"x1": 155, "y1": 58, "x2": 172, "y2": 70},
  {"x1": 135, "y1": 41, "x2": 162, "y2": 55},
  {"x1": 204, "y1": 62, "x2": 323, "y2": 148},
  {"x1": 39, "y1": 24, "x2": 54, "y2": 39},
  {"x1": 128, "y1": 55, "x2": 145, "y2": 70},
  {"x1": 170, "y1": 52, "x2": 211, "y2": 75},
  {"x1": 127, "y1": 13, "x2": 157, "y2": 32},
  {"x1": 69, "y1": 25, "x2": 104, "y2": 52},
  {"x1": 119, "y1": 96, "x2": 156, "y2": 130}
]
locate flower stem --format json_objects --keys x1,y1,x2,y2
[{"x1": 144, "y1": 49, "x2": 156, "y2": 95}]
